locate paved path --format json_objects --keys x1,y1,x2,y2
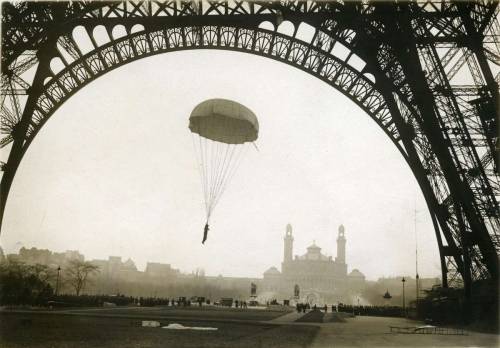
[
  {"x1": 269, "y1": 311, "x2": 307, "y2": 323},
  {"x1": 310, "y1": 315, "x2": 499, "y2": 348}
]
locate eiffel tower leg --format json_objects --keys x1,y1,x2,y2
[{"x1": 0, "y1": 39, "x2": 57, "y2": 234}]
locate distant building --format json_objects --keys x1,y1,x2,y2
[
  {"x1": 123, "y1": 258, "x2": 137, "y2": 271},
  {"x1": 204, "y1": 274, "x2": 261, "y2": 291},
  {"x1": 88, "y1": 257, "x2": 179, "y2": 285},
  {"x1": 348, "y1": 269, "x2": 366, "y2": 293},
  {"x1": 89, "y1": 256, "x2": 144, "y2": 293},
  {"x1": 262, "y1": 224, "x2": 365, "y2": 304},
  {"x1": 145, "y1": 262, "x2": 178, "y2": 280},
  {"x1": 18, "y1": 247, "x2": 52, "y2": 265},
  {"x1": 63, "y1": 250, "x2": 85, "y2": 262},
  {"x1": 12, "y1": 247, "x2": 84, "y2": 267}
]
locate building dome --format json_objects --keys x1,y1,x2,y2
[
  {"x1": 123, "y1": 258, "x2": 137, "y2": 271},
  {"x1": 263, "y1": 266, "x2": 281, "y2": 276},
  {"x1": 306, "y1": 242, "x2": 321, "y2": 252},
  {"x1": 348, "y1": 269, "x2": 365, "y2": 278}
]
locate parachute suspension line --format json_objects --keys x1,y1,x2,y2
[
  {"x1": 211, "y1": 113, "x2": 233, "y2": 211},
  {"x1": 201, "y1": 135, "x2": 210, "y2": 216},
  {"x1": 207, "y1": 140, "x2": 215, "y2": 216},
  {"x1": 210, "y1": 145, "x2": 231, "y2": 215},
  {"x1": 208, "y1": 138, "x2": 217, "y2": 216},
  {"x1": 208, "y1": 113, "x2": 230, "y2": 216},
  {"x1": 207, "y1": 139, "x2": 220, "y2": 220},
  {"x1": 212, "y1": 141, "x2": 227, "y2": 210},
  {"x1": 192, "y1": 138, "x2": 253, "y2": 223},
  {"x1": 214, "y1": 144, "x2": 247, "y2": 208},
  {"x1": 191, "y1": 133, "x2": 203, "y2": 199},
  {"x1": 212, "y1": 143, "x2": 249, "y2": 212},
  {"x1": 191, "y1": 134, "x2": 208, "y2": 216},
  {"x1": 222, "y1": 147, "x2": 245, "y2": 198},
  {"x1": 208, "y1": 143, "x2": 235, "y2": 218},
  {"x1": 207, "y1": 142, "x2": 230, "y2": 219},
  {"x1": 210, "y1": 142, "x2": 228, "y2": 216},
  {"x1": 199, "y1": 136, "x2": 206, "y2": 214},
  {"x1": 217, "y1": 144, "x2": 243, "y2": 199},
  {"x1": 204, "y1": 136, "x2": 214, "y2": 221},
  {"x1": 225, "y1": 144, "x2": 248, "y2": 193},
  {"x1": 213, "y1": 144, "x2": 238, "y2": 205},
  {"x1": 192, "y1": 133, "x2": 208, "y2": 215}
]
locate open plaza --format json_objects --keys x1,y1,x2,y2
[{"x1": 1, "y1": 305, "x2": 498, "y2": 348}]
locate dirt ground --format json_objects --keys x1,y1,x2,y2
[
  {"x1": 0, "y1": 309, "x2": 317, "y2": 348},
  {"x1": 1, "y1": 307, "x2": 498, "y2": 348},
  {"x1": 53, "y1": 305, "x2": 291, "y2": 322}
]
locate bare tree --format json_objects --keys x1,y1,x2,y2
[{"x1": 65, "y1": 259, "x2": 99, "y2": 296}]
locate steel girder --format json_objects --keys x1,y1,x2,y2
[{"x1": 1, "y1": 1, "x2": 498, "y2": 290}]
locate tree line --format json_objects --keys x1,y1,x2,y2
[{"x1": 0, "y1": 259, "x2": 99, "y2": 305}]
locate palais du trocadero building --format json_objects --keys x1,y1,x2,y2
[{"x1": 261, "y1": 224, "x2": 365, "y2": 305}]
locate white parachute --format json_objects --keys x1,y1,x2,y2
[{"x1": 189, "y1": 99, "x2": 259, "y2": 233}]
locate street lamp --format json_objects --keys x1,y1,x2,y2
[
  {"x1": 55, "y1": 266, "x2": 61, "y2": 296},
  {"x1": 415, "y1": 273, "x2": 420, "y2": 317},
  {"x1": 402, "y1": 277, "x2": 406, "y2": 317},
  {"x1": 416, "y1": 273, "x2": 420, "y2": 301}
]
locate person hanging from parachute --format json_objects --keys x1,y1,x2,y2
[
  {"x1": 202, "y1": 223, "x2": 209, "y2": 244},
  {"x1": 189, "y1": 99, "x2": 259, "y2": 244}
]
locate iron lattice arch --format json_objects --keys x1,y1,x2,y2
[{"x1": 1, "y1": 1, "x2": 499, "y2": 291}]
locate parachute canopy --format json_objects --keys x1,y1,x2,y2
[
  {"x1": 189, "y1": 99, "x2": 259, "y2": 223},
  {"x1": 189, "y1": 99, "x2": 258, "y2": 144}
]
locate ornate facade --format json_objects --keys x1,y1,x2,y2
[{"x1": 262, "y1": 224, "x2": 365, "y2": 304}]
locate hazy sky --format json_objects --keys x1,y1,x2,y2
[{"x1": 1, "y1": 50, "x2": 441, "y2": 280}]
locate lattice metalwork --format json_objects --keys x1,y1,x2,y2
[{"x1": 1, "y1": 0, "x2": 498, "y2": 292}]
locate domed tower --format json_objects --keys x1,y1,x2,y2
[
  {"x1": 336, "y1": 224, "x2": 346, "y2": 264},
  {"x1": 283, "y1": 224, "x2": 294, "y2": 263}
]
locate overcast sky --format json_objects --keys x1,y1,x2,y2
[{"x1": 0, "y1": 50, "x2": 441, "y2": 280}]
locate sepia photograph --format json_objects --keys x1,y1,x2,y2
[{"x1": 0, "y1": 1, "x2": 498, "y2": 347}]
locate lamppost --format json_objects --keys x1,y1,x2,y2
[
  {"x1": 416, "y1": 273, "x2": 420, "y2": 301},
  {"x1": 55, "y1": 266, "x2": 61, "y2": 296},
  {"x1": 402, "y1": 277, "x2": 406, "y2": 317},
  {"x1": 415, "y1": 273, "x2": 420, "y2": 317}
]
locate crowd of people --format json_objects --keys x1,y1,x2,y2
[
  {"x1": 292, "y1": 303, "x2": 405, "y2": 317},
  {"x1": 48, "y1": 294, "x2": 168, "y2": 307},
  {"x1": 295, "y1": 303, "x2": 336, "y2": 314},
  {"x1": 232, "y1": 300, "x2": 248, "y2": 308},
  {"x1": 46, "y1": 294, "x2": 258, "y2": 309},
  {"x1": 28, "y1": 291, "x2": 406, "y2": 318},
  {"x1": 48, "y1": 294, "x2": 219, "y2": 307},
  {"x1": 338, "y1": 304, "x2": 405, "y2": 317}
]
